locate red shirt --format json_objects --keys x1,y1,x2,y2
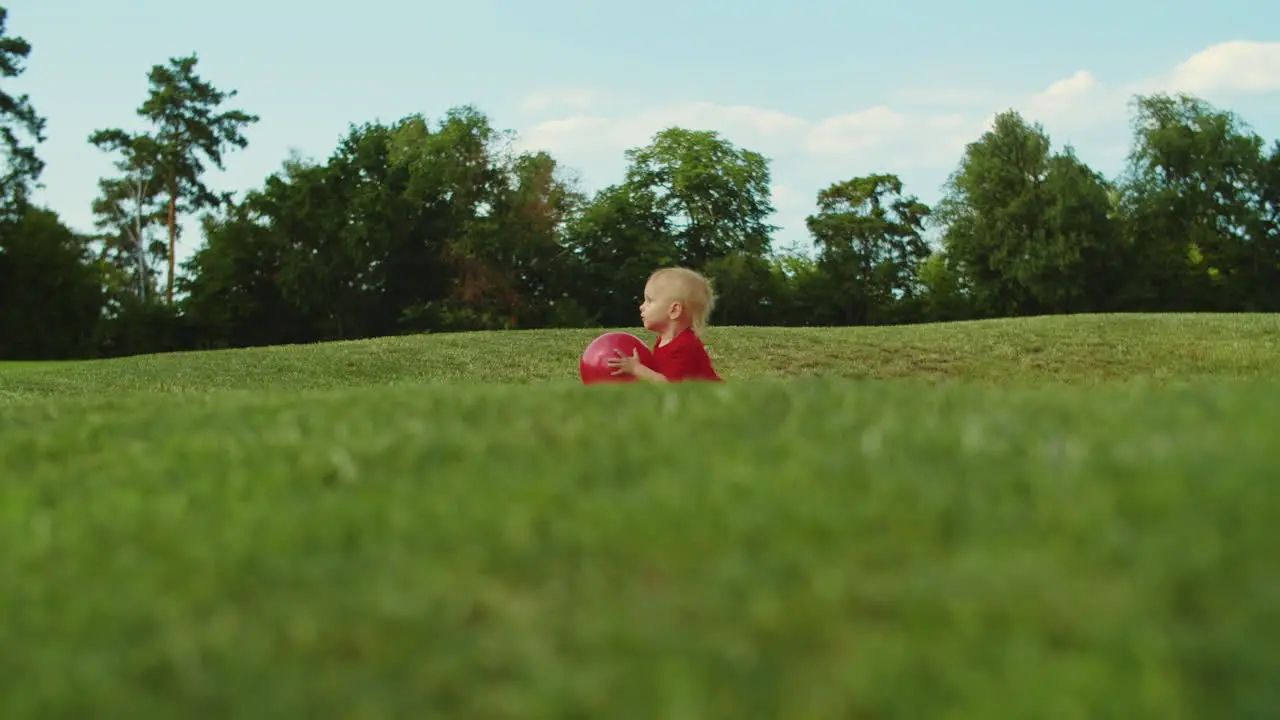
[{"x1": 651, "y1": 328, "x2": 723, "y2": 382}]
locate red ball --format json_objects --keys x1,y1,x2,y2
[{"x1": 579, "y1": 332, "x2": 655, "y2": 384}]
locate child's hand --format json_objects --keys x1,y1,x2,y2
[{"x1": 607, "y1": 348, "x2": 644, "y2": 376}]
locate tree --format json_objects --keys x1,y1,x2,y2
[
  {"x1": 180, "y1": 197, "x2": 309, "y2": 349},
  {"x1": 804, "y1": 173, "x2": 932, "y2": 324},
  {"x1": 0, "y1": 207, "x2": 105, "y2": 359},
  {"x1": 1119, "y1": 93, "x2": 1277, "y2": 310},
  {"x1": 557, "y1": 127, "x2": 778, "y2": 327},
  {"x1": 90, "y1": 132, "x2": 165, "y2": 302},
  {"x1": 562, "y1": 183, "x2": 675, "y2": 326},
  {"x1": 700, "y1": 249, "x2": 789, "y2": 325},
  {"x1": 480, "y1": 147, "x2": 587, "y2": 327},
  {"x1": 622, "y1": 127, "x2": 776, "y2": 267},
  {"x1": 183, "y1": 106, "x2": 589, "y2": 345},
  {"x1": 388, "y1": 106, "x2": 586, "y2": 330},
  {"x1": 90, "y1": 53, "x2": 259, "y2": 303},
  {"x1": 387, "y1": 107, "x2": 516, "y2": 331},
  {"x1": 0, "y1": 6, "x2": 45, "y2": 211},
  {"x1": 915, "y1": 251, "x2": 972, "y2": 322},
  {"x1": 1260, "y1": 141, "x2": 1280, "y2": 286},
  {"x1": 936, "y1": 110, "x2": 1123, "y2": 316}
]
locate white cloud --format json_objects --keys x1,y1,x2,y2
[
  {"x1": 1019, "y1": 70, "x2": 1117, "y2": 130},
  {"x1": 517, "y1": 101, "x2": 808, "y2": 159},
  {"x1": 804, "y1": 106, "x2": 976, "y2": 167},
  {"x1": 515, "y1": 40, "x2": 1280, "y2": 172},
  {"x1": 1154, "y1": 41, "x2": 1280, "y2": 94},
  {"x1": 516, "y1": 100, "x2": 977, "y2": 173},
  {"x1": 518, "y1": 89, "x2": 599, "y2": 114},
  {"x1": 508, "y1": 39, "x2": 1280, "y2": 248},
  {"x1": 1017, "y1": 41, "x2": 1280, "y2": 134}
]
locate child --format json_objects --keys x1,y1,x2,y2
[{"x1": 608, "y1": 267, "x2": 724, "y2": 383}]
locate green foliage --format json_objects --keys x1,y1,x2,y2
[
  {"x1": 1118, "y1": 94, "x2": 1280, "y2": 310},
  {"x1": 700, "y1": 250, "x2": 790, "y2": 325},
  {"x1": 915, "y1": 251, "x2": 972, "y2": 321},
  {"x1": 182, "y1": 108, "x2": 591, "y2": 344},
  {"x1": 88, "y1": 131, "x2": 167, "y2": 302},
  {"x1": 622, "y1": 127, "x2": 776, "y2": 266},
  {"x1": 805, "y1": 173, "x2": 932, "y2": 324},
  {"x1": 936, "y1": 111, "x2": 1126, "y2": 316},
  {"x1": 0, "y1": 7, "x2": 45, "y2": 212},
  {"x1": 89, "y1": 53, "x2": 259, "y2": 303},
  {"x1": 0, "y1": 207, "x2": 105, "y2": 359},
  {"x1": 562, "y1": 182, "x2": 676, "y2": 326}
]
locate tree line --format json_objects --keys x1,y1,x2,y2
[{"x1": 2, "y1": 7, "x2": 1278, "y2": 360}]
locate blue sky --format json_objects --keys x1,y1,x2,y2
[{"x1": 6, "y1": 0, "x2": 1280, "y2": 264}]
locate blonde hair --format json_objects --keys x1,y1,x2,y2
[{"x1": 649, "y1": 267, "x2": 716, "y2": 334}]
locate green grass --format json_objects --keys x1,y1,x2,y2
[
  {"x1": 0, "y1": 360, "x2": 76, "y2": 373},
  {"x1": 3, "y1": 313, "x2": 1278, "y2": 401},
  {"x1": 2, "y1": 314, "x2": 1279, "y2": 718}
]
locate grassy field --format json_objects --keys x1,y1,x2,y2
[{"x1": 2, "y1": 313, "x2": 1279, "y2": 718}]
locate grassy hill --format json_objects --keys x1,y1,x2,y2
[
  {"x1": 3, "y1": 312, "x2": 1278, "y2": 398},
  {"x1": 2, "y1": 314, "x2": 1279, "y2": 718}
]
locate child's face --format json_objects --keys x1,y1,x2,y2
[{"x1": 640, "y1": 277, "x2": 680, "y2": 332}]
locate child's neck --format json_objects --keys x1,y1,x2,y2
[{"x1": 658, "y1": 323, "x2": 690, "y2": 346}]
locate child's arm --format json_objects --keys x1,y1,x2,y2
[
  {"x1": 608, "y1": 348, "x2": 669, "y2": 382},
  {"x1": 636, "y1": 343, "x2": 711, "y2": 383},
  {"x1": 631, "y1": 364, "x2": 669, "y2": 383}
]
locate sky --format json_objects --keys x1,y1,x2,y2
[{"x1": 6, "y1": 0, "x2": 1280, "y2": 265}]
